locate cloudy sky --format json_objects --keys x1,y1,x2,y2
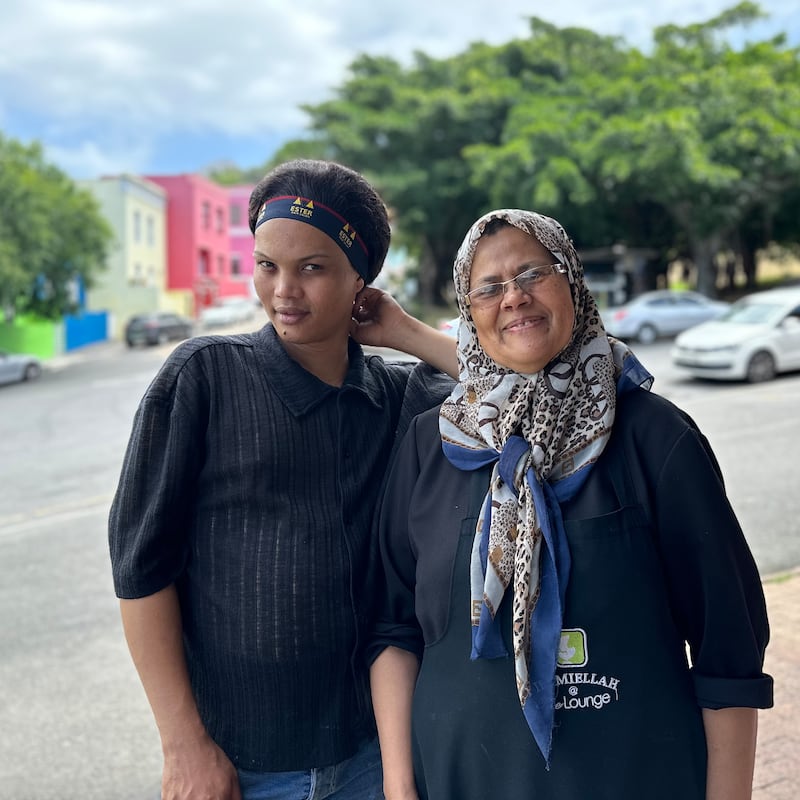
[{"x1": 1, "y1": 0, "x2": 797, "y2": 179}]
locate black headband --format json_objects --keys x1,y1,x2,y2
[{"x1": 255, "y1": 195, "x2": 370, "y2": 280}]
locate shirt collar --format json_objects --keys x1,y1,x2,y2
[{"x1": 254, "y1": 323, "x2": 385, "y2": 416}]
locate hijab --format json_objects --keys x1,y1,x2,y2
[{"x1": 439, "y1": 209, "x2": 652, "y2": 765}]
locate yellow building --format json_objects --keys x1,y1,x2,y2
[{"x1": 80, "y1": 175, "x2": 190, "y2": 339}]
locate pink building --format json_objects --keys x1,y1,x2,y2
[
  {"x1": 145, "y1": 174, "x2": 249, "y2": 315},
  {"x1": 227, "y1": 184, "x2": 256, "y2": 297}
]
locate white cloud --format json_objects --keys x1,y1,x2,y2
[
  {"x1": 44, "y1": 138, "x2": 154, "y2": 178},
  {"x1": 0, "y1": 0, "x2": 796, "y2": 178}
]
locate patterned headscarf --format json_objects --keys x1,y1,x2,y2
[{"x1": 439, "y1": 209, "x2": 652, "y2": 766}]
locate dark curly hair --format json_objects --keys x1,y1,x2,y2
[{"x1": 249, "y1": 159, "x2": 391, "y2": 284}]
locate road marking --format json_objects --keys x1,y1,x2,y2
[
  {"x1": 89, "y1": 374, "x2": 158, "y2": 389},
  {"x1": 0, "y1": 496, "x2": 113, "y2": 538}
]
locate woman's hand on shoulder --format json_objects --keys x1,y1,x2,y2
[
  {"x1": 351, "y1": 286, "x2": 458, "y2": 377},
  {"x1": 350, "y1": 286, "x2": 411, "y2": 350}
]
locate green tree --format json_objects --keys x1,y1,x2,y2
[
  {"x1": 468, "y1": 4, "x2": 800, "y2": 296},
  {"x1": 603, "y1": 2, "x2": 800, "y2": 294},
  {"x1": 247, "y1": 4, "x2": 800, "y2": 301},
  {"x1": 0, "y1": 134, "x2": 112, "y2": 320},
  {"x1": 463, "y1": 21, "x2": 639, "y2": 247},
  {"x1": 288, "y1": 23, "x2": 666, "y2": 302}
]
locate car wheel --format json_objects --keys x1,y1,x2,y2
[
  {"x1": 23, "y1": 363, "x2": 41, "y2": 381},
  {"x1": 745, "y1": 350, "x2": 776, "y2": 383},
  {"x1": 637, "y1": 324, "x2": 657, "y2": 345}
]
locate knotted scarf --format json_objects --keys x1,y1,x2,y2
[{"x1": 439, "y1": 209, "x2": 652, "y2": 766}]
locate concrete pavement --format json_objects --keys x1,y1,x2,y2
[{"x1": 753, "y1": 567, "x2": 800, "y2": 798}]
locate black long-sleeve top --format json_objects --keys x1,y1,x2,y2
[
  {"x1": 109, "y1": 323, "x2": 452, "y2": 771},
  {"x1": 370, "y1": 389, "x2": 772, "y2": 799}
]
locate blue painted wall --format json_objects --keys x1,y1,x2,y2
[{"x1": 65, "y1": 311, "x2": 108, "y2": 350}]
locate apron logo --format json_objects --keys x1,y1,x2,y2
[
  {"x1": 555, "y1": 627, "x2": 622, "y2": 712},
  {"x1": 558, "y1": 628, "x2": 588, "y2": 667}
]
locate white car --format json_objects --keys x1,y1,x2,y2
[
  {"x1": 671, "y1": 287, "x2": 800, "y2": 382},
  {"x1": 200, "y1": 297, "x2": 258, "y2": 328},
  {"x1": 602, "y1": 290, "x2": 729, "y2": 344},
  {"x1": 0, "y1": 350, "x2": 42, "y2": 386}
]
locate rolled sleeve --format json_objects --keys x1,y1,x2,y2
[
  {"x1": 692, "y1": 670, "x2": 774, "y2": 709},
  {"x1": 367, "y1": 623, "x2": 424, "y2": 666}
]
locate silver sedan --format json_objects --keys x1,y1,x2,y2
[
  {"x1": 0, "y1": 350, "x2": 42, "y2": 386},
  {"x1": 602, "y1": 290, "x2": 730, "y2": 344}
]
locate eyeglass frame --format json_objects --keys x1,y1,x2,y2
[{"x1": 463, "y1": 263, "x2": 568, "y2": 307}]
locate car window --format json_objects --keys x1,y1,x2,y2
[{"x1": 720, "y1": 302, "x2": 781, "y2": 324}]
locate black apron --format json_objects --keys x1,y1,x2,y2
[{"x1": 412, "y1": 445, "x2": 707, "y2": 800}]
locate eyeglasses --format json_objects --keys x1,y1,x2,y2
[{"x1": 464, "y1": 263, "x2": 567, "y2": 308}]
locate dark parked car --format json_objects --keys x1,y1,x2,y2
[{"x1": 124, "y1": 312, "x2": 194, "y2": 347}]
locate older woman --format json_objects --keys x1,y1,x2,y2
[{"x1": 368, "y1": 209, "x2": 772, "y2": 800}]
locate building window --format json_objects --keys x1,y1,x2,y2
[
  {"x1": 146, "y1": 215, "x2": 155, "y2": 246},
  {"x1": 231, "y1": 254, "x2": 242, "y2": 276},
  {"x1": 216, "y1": 207, "x2": 225, "y2": 233},
  {"x1": 129, "y1": 262, "x2": 145, "y2": 287},
  {"x1": 230, "y1": 204, "x2": 241, "y2": 225},
  {"x1": 202, "y1": 201, "x2": 211, "y2": 230},
  {"x1": 198, "y1": 251, "x2": 209, "y2": 275},
  {"x1": 133, "y1": 210, "x2": 141, "y2": 242}
]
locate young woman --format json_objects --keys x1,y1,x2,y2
[{"x1": 109, "y1": 159, "x2": 456, "y2": 800}]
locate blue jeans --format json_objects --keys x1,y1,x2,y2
[{"x1": 237, "y1": 737, "x2": 383, "y2": 800}]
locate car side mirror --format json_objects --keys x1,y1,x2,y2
[{"x1": 780, "y1": 316, "x2": 800, "y2": 330}]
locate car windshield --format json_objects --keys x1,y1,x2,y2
[{"x1": 718, "y1": 301, "x2": 782, "y2": 325}]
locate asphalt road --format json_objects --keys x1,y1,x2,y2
[{"x1": 0, "y1": 331, "x2": 798, "y2": 799}]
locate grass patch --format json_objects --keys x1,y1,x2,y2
[{"x1": 763, "y1": 570, "x2": 799, "y2": 585}]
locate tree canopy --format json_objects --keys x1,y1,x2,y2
[
  {"x1": 0, "y1": 134, "x2": 112, "y2": 320},
  {"x1": 216, "y1": 3, "x2": 800, "y2": 304}
]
